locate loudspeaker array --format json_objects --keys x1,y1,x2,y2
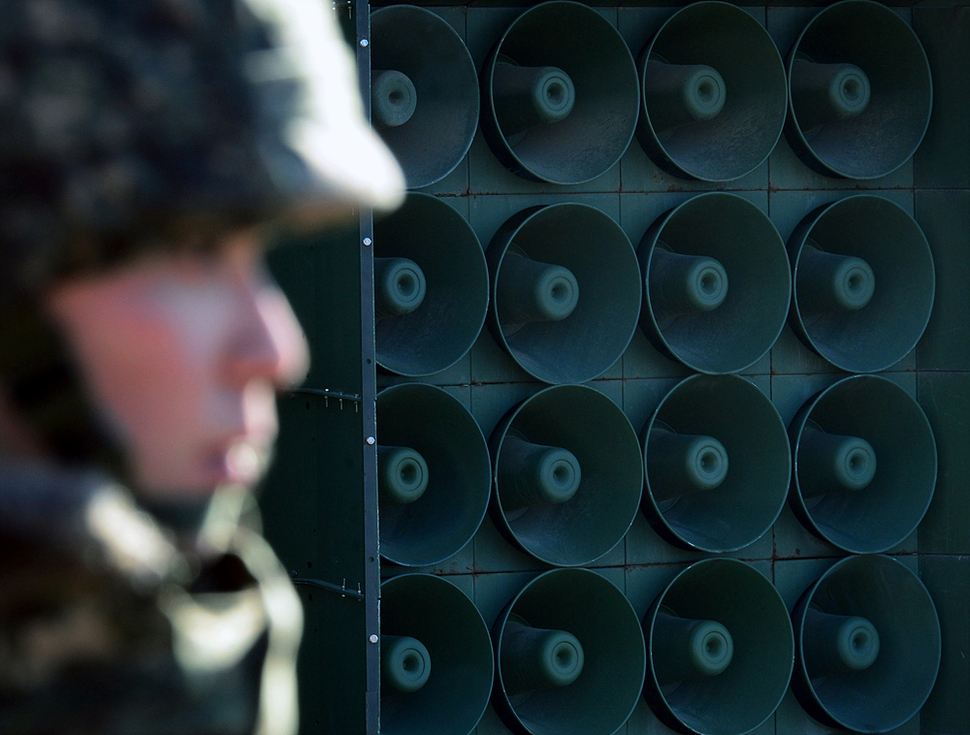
[{"x1": 370, "y1": 3, "x2": 942, "y2": 734}]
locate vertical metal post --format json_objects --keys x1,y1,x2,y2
[{"x1": 353, "y1": 0, "x2": 381, "y2": 732}]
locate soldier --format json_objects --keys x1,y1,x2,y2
[{"x1": 0, "y1": 0, "x2": 403, "y2": 732}]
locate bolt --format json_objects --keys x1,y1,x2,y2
[
  {"x1": 369, "y1": 634, "x2": 379, "y2": 644},
  {"x1": 366, "y1": 436, "x2": 376, "y2": 445},
  {"x1": 362, "y1": 237, "x2": 372, "y2": 247},
  {"x1": 359, "y1": 38, "x2": 369, "y2": 48}
]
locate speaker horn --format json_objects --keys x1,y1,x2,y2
[
  {"x1": 789, "y1": 375, "x2": 937, "y2": 554},
  {"x1": 788, "y1": 195, "x2": 935, "y2": 373},
  {"x1": 381, "y1": 573, "x2": 494, "y2": 735},
  {"x1": 637, "y1": 1, "x2": 787, "y2": 182},
  {"x1": 493, "y1": 568, "x2": 646, "y2": 735},
  {"x1": 642, "y1": 374, "x2": 791, "y2": 553},
  {"x1": 637, "y1": 193, "x2": 791, "y2": 375},
  {"x1": 377, "y1": 383, "x2": 491, "y2": 567},
  {"x1": 491, "y1": 384, "x2": 643, "y2": 567},
  {"x1": 791, "y1": 555, "x2": 941, "y2": 733},
  {"x1": 643, "y1": 559, "x2": 794, "y2": 735},
  {"x1": 480, "y1": 0, "x2": 640, "y2": 185},
  {"x1": 375, "y1": 192, "x2": 489, "y2": 377},
  {"x1": 370, "y1": 5, "x2": 479, "y2": 188},
  {"x1": 785, "y1": 0, "x2": 932, "y2": 179},
  {"x1": 487, "y1": 203, "x2": 641, "y2": 384}
]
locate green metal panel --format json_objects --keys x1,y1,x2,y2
[
  {"x1": 262, "y1": 226, "x2": 375, "y2": 735},
  {"x1": 919, "y1": 555, "x2": 970, "y2": 735}
]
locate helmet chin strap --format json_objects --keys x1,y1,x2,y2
[
  {"x1": 0, "y1": 298, "x2": 130, "y2": 483},
  {"x1": 138, "y1": 494, "x2": 217, "y2": 541}
]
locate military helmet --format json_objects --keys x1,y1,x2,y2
[{"x1": 0, "y1": 0, "x2": 403, "y2": 302}]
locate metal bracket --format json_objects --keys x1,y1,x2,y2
[
  {"x1": 291, "y1": 575, "x2": 364, "y2": 601},
  {"x1": 290, "y1": 387, "x2": 362, "y2": 412},
  {"x1": 333, "y1": 0, "x2": 353, "y2": 21}
]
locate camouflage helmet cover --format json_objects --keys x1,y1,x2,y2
[{"x1": 0, "y1": 0, "x2": 403, "y2": 300}]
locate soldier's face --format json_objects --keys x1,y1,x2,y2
[{"x1": 44, "y1": 230, "x2": 310, "y2": 499}]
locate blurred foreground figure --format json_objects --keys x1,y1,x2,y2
[{"x1": 0, "y1": 1, "x2": 403, "y2": 732}]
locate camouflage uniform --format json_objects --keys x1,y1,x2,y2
[
  {"x1": 0, "y1": 469, "x2": 302, "y2": 735},
  {"x1": 0, "y1": 1, "x2": 402, "y2": 732}
]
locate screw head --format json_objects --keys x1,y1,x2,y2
[
  {"x1": 362, "y1": 237, "x2": 373, "y2": 247},
  {"x1": 369, "y1": 634, "x2": 379, "y2": 644},
  {"x1": 366, "y1": 436, "x2": 376, "y2": 445},
  {"x1": 359, "y1": 38, "x2": 369, "y2": 47}
]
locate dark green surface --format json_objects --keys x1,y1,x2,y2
[
  {"x1": 915, "y1": 190, "x2": 970, "y2": 371},
  {"x1": 918, "y1": 372, "x2": 970, "y2": 554},
  {"x1": 262, "y1": 229, "x2": 370, "y2": 735},
  {"x1": 914, "y1": 7, "x2": 970, "y2": 189},
  {"x1": 918, "y1": 556, "x2": 970, "y2": 735}
]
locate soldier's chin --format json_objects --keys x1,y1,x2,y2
[
  {"x1": 128, "y1": 443, "x2": 273, "y2": 512},
  {"x1": 225, "y1": 442, "x2": 268, "y2": 487},
  {"x1": 189, "y1": 442, "x2": 271, "y2": 494}
]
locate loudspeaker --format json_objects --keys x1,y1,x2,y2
[
  {"x1": 789, "y1": 375, "x2": 937, "y2": 554},
  {"x1": 788, "y1": 195, "x2": 935, "y2": 373},
  {"x1": 381, "y1": 574, "x2": 494, "y2": 735},
  {"x1": 375, "y1": 192, "x2": 489, "y2": 377},
  {"x1": 637, "y1": 193, "x2": 791, "y2": 375},
  {"x1": 491, "y1": 384, "x2": 643, "y2": 567},
  {"x1": 480, "y1": 0, "x2": 640, "y2": 184},
  {"x1": 637, "y1": 1, "x2": 788, "y2": 182},
  {"x1": 643, "y1": 559, "x2": 794, "y2": 735},
  {"x1": 487, "y1": 203, "x2": 641, "y2": 384},
  {"x1": 377, "y1": 383, "x2": 491, "y2": 567},
  {"x1": 493, "y1": 568, "x2": 646, "y2": 735},
  {"x1": 370, "y1": 5, "x2": 479, "y2": 188},
  {"x1": 642, "y1": 374, "x2": 791, "y2": 553},
  {"x1": 785, "y1": 0, "x2": 933, "y2": 179},
  {"x1": 791, "y1": 555, "x2": 941, "y2": 733}
]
